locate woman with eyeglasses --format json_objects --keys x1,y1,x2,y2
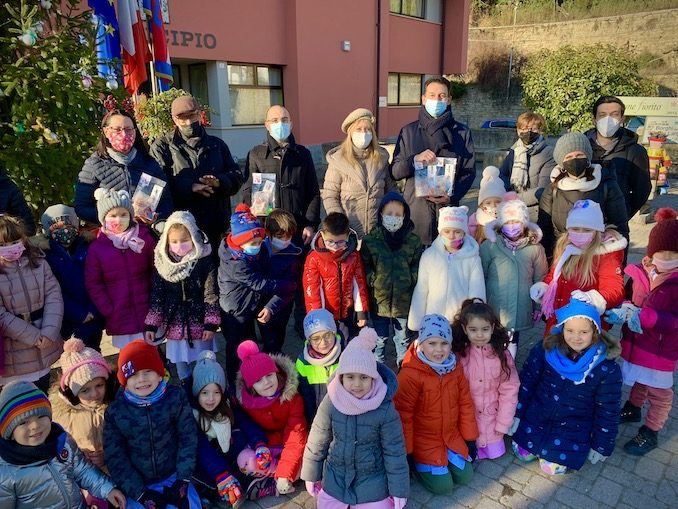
[
  {"x1": 321, "y1": 108, "x2": 397, "y2": 239},
  {"x1": 75, "y1": 109, "x2": 173, "y2": 226}
]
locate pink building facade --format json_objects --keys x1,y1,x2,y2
[{"x1": 154, "y1": 0, "x2": 470, "y2": 157}]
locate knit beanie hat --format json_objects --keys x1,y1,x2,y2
[
  {"x1": 478, "y1": 166, "x2": 506, "y2": 205},
  {"x1": 565, "y1": 199, "x2": 605, "y2": 232},
  {"x1": 237, "y1": 340, "x2": 278, "y2": 388},
  {"x1": 336, "y1": 327, "x2": 379, "y2": 379},
  {"x1": 341, "y1": 108, "x2": 375, "y2": 133},
  {"x1": 303, "y1": 309, "x2": 337, "y2": 339},
  {"x1": 550, "y1": 298, "x2": 602, "y2": 335},
  {"x1": 117, "y1": 340, "x2": 165, "y2": 387},
  {"x1": 498, "y1": 198, "x2": 529, "y2": 226},
  {"x1": 438, "y1": 206, "x2": 469, "y2": 234},
  {"x1": 0, "y1": 381, "x2": 52, "y2": 440},
  {"x1": 192, "y1": 351, "x2": 226, "y2": 396},
  {"x1": 94, "y1": 188, "x2": 134, "y2": 225},
  {"x1": 228, "y1": 204, "x2": 266, "y2": 247},
  {"x1": 59, "y1": 337, "x2": 111, "y2": 396},
  {"x1": 41, "y1": 204, "x2": 79, "y2": 233},
  {"x1": 418, "y1": 314, "x2": 452, "y2": 344},
  {"x1": 647, "y1": 208, "x2": 678, "y2": 257},
  {"x1": 553, "y1": 132, "x2": 593, "y2": 166}
]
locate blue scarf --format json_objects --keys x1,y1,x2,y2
[
  {"x1": 123, "y1": 379, "x2": 168, "y2": 407},
  {"x1": 545, "y1": 342, "x2": 607, "y2": 385},
  {"x1": 417, "y1": 349, "x2": 457, "y2": 376}
]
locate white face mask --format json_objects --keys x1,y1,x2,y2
[
  {"x1": 596, "y1": 116, "x2": 621, "y2": 138},
  {"x1": 382, "y1": 215, "x2": 404, "y2": 233},
  {"x1": 351, "y1": 131, "x2": 372, "y2": 150}
]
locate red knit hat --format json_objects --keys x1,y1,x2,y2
[
  {"x1": 227, "y1": 204, "x2": 266, "y2": 247},
  {"x1": 117, "y1": 340, "x2": 165, "y2": 386},
  {"x1": 237, "y1": 340, "x2": 278, "y2": 388},
  {"x1": 647, "y1": 208, "x2": 678, "y2": 257}
]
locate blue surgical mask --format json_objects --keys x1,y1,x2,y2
[
  {"x1": 425, "y1": 99, "x2": 448, "y2": 118},
  {"x1": 269, "y1": 122, "x2": 291, "y2": 143},
  {"x1": 243, "y1": 244, "x2": 262, "y2": 256},
  {"x1": 271, "y1": 237, "x2": 291, "y2": 250}
]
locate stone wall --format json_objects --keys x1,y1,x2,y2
[{"x1": 453, "y1": 84, "x2": 526, "y2": 130}]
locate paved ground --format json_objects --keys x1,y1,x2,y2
[{"x1": 77, "y1": 182, "x2": 678, "y2": 509}]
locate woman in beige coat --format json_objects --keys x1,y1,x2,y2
[{"x1": 322, "y1": 108, "x2": 397, "y2": 239}]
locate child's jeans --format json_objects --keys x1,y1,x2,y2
[
  {"x1": 124, "y1": 473, "x2": 202, "y2": 509},
  {"x1": 629, "y1": 382, "x2": 674, "y2": 431},
  {"x1": 372, "y1": 316, "x2": 409, "y2": 365},
  {"x1": 317, "y1": 489, "x2": 394, "y2": 509}
]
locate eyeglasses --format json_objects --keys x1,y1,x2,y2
[
  {"x1": 322, "y1": 237, "x2": 347, "y2": 248},
  {"x1": 105, "y1": 127, "x2": 135, "y2": 134},
  {"x1": 309, "y1": 332, "x2": 336, "y2": 345}
]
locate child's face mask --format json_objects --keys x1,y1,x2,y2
[
  {"x1": 241, "y1": 238, "x2": 263, "y2": 256},
  {"x1": 382, "y1": 215, "x2": 404, "y2": 233},
  {"x1": 0, "y1": 240, "x2": 26, "y2": 262},
  {"x1": 271, "y1": 236, "x2": 292, "y2": 250},
  {"x1": 198, "y1": 383, "x2": 223, "y2": 412},
  {"x1": 567, "y1": 229, "x2": 595, "y2": 249},
  {"x1": 652, "y1": 251, "x2": 678, "y2": 273},
  {"x1": 12, "y1": 415, "x2": 51, "y2": 446},
  {"x1": 104, "y1": 208, "x2": 131, "y2": 234},
  {"x1": 252, "y1": 372, "x2": 278, "y2": 397}
]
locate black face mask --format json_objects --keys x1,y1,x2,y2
[
  {"x1": 562, "y1": 158, "x2": 590, "y2": 177},
  {"x1": 179, "y1": 121, "x2": 202, "y2": 138},
  {"x1": 518, "y1": 131, "x2": 540, "y2": 145}
]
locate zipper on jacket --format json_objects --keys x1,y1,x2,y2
[
  {"x1": 146, "y1": 407, "x2": 159, "y2": 479},
  {"x1": 47, "y1": 462, "x2": 72, "y2": 509},
  {"x1": 338, "y1": 263, "x2": 344, "y2": 319}
]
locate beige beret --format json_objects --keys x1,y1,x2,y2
[{"x1": 341, "y1": 108, "x2": 375, "y2": 133}]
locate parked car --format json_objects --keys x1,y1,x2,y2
[{"x1": 481, "y1": 119, "x2": 517, "y2": 129}]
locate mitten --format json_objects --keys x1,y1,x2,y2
[
  {"x1": 570, "y1": 289, "x2": 592, "y2": 304},
  {"x1": 392, "y1": 497, "x2": 408, "y2": 509},
  {"x1": 255, "y1": 444, "x2": 272, "y2": 470},
  {"x1": 604, "y1": 307, "x2": 626, "y2": 325},
  {"x1": 138, "y1": 489, "x2": 169, "y2": 509},
  {"x1": 626, "y1": 304, "x2": 643, "y2": 334},
  {"x1": 163, "y1": 479, "x2": 189, "y2": 509},
  {"x1": 305, "y1": 481, "x2": 321, "y2": 497},
  {"x1": 587, "y1": 449, "x2": 607, "y2": 465},
  {"x1": 276, "y1": 477, "x2": 294, "y2": 494},
  {"x1": 508, "y1": 417, "x2": 520, "y2": 436},
  {"x1": 466, "y1": 440, "x2": 478, "y2": 461},
  {"x1": 530, "y1": 282, "x2": 548, "y2": 303},
  {"x1": 216, "y1": 473, "x2": 242, "y2": 505}
]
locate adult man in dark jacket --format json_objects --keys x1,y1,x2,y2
[
  {"x1": 151, "y1": 95, "x2": 244, "y2": 248},
  {"x1": 242, "y1": 105, "x2": 320, "y2": 246},
  {"x1": 390, "y1": 77, "x2": 475, "y2": 245},
  {"x1": 586, "y1": 96, "x2": 651, "y2": 220},
  {"x1": 0, "y1": 168, "x2": 35, "y2": 235}
]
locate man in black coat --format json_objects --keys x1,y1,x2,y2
[
  {"x1": 390, "y1": 77, "x2": 475, "y2": 245},
  {"x1": 151, "y1": 95, "x2": 244, "y2": 248},
  {"x1": 586, "y1": 96, "x2": 651, "y2": 220},
  {"x1": 242, "y1": 105, "x2": 320, "y2": 246},
  {"x1": 0, "y1": 168, "x2": 36, "y2": 235}
]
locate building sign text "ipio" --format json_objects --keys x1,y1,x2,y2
[{"x1": 165, "y1": 30, "x2": 217, "y2": 49}]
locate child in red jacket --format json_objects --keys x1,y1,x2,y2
[
  {"x1": 303, "y1": 212, "x2": 369, "y2": 335},
  {"x1": 235, "y1": 340, "x2": 308, "y2": 496}
]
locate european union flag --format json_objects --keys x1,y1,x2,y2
[{"x1": 88, "y1": 0, "x2": 121, "y2": 80}]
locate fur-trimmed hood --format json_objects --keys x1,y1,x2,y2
[
  {"x1": 600, "y1": 330, "x2": 622, "y2": 360},
  {"x1": 484, "y1": 219, "x2": 543, "y2": 245},
  {"x1": 235, "y1": 353, "x2": 300, "y2": 406},
  {"x1": 594, "y1": 229, "x2": 628, "y2": 255}
]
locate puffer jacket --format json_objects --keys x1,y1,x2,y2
[
  {"x1": 458, "y1": 345, "x2": 519, "y2": 450},
  {"x1": 407, "y1": 234, "x2": 485, "y2": 331},
  {"x1": 538, "y1": 164, "x2": 629, "y2": 257},
  {"x1": 0, "y1": 169, "x2": 36, "y2": 235},
  {"x1": 236, "y1": 354, "x2": 308, "y2": 481},
  {"x1": 322, "y1": 145, "x2": 397, "y2": 239},
  {"x1": 0, "y1": 254, "x2": 64, "y2": 380},
  {"x1": 303, "y1": 231, "x2": 369, "y2": 321},
  {"x1": 0, "y1": 424, "x2": 115, "y2": 509},
  {"x1": 621, "y1": 265, "x2": 678, "y2": 372},
  {"x1": 513, "y1": 338, "x2": 622, "y2": 470},
  {"x1": 301, "y1": 363, "x2": 409, "y2": 504},
  {"x1": 84, "y1": 224, "x2": 156, "y2": 335},
  {"x1": 480, "y1": 221, "x2": 548, "y2": 331},
  {"x1": 395, "y1": 343, "x2": 479, "y2": 466},
  {"x1": 75, "y1": 150, "x2": 172, "y2": 225},
  {"x1": 104, "y1": 384, "x2": 198, "y2": 500}
]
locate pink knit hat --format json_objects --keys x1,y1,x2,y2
[
  {"x1": 237, "y1": 340, "x2": 278, "y2": 387},
  {"x1": 336, "y1": 328, "x2": 380, "y2": 379},
  {"x1": 438, "y1": 206, "x2": 469, "y2": 234},
  {"x1": 498, "y1": 197, "x2": 529, "y2": 226},
  {"x1": 59, "y1": 338, "x2": 111, "y2": 395}
]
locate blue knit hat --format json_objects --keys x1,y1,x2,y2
[
  {"x1": 550, "y1": 298, "x2": 602, "y2": 335},
  {"x1": 192, "y1": 351, "x2": 226, "y2": 396},
  {"x1": 419, "y1": 314, "x2": 452, "y2": 344},
  {"x1": 303, "y1": 309, "x2": 337, "y2": 338},
  {"x1": 228, "y1": 203, "x2": 266, "y2": 247}
]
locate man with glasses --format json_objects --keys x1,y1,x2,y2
[
  {"x1": 151, "y1": 95, "x2": 244, "y2": 249},
  {"x1": 391, "y1": 77, "x2": 476, "y2": 245},
  {"x1": 585, "y1": 96, "x2": 650, "y2": 220}
]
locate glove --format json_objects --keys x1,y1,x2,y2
[
  {"x1": 530, "y1": 282, "x2": 548, "y2": 303},
  {"x1": 305, "y1": 480, "x2": 322, "y2": 497},
  {"x1": 604, "y1": 307, "x2": 626, "y2": 325},
  {"x1": 392, "y1": 496, "x2": 408, "y2": 509},
  {"x1": 508, "y1": 417, "x2": 520, "y2": 436},
  {"x1": 587, "y1": 449, "x2": 607, "y2": 465},
  {"x1": 466, "y1": 440, "x2": 478, "y2": 461},
  {"x1": 138, "y1": 489, "x2": 169, "y2": 509},
  {"x1": 626, "y1": 304, "x2": 643, "y2": 334},
  {"x1": 255, "y1": 445, "x2": 272, "y2": 470},
  {"x1": 570, "y1": 290, "x2": 592, "y2": 304},
  {"x1": 163, "y1": 479, "x2": 189, "y2": 509},
  {"x1": 276, "y1": 477, "x2": 294, "y2": 494},
  {"x1": 217, "y1": 474, "x2": 242, "y2": 505}
]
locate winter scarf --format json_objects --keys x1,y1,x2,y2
[
  {"x1": 102, "y1": 222, "x2": 146, "y2": 254},
  {"x1": 193, "y1": 409, "x2": 232, "y2": 453},
  {"x1": 545, "y1": 342, "x2": 607, "y2": 385},
  {"x1": 106, "y1": 147, "x2": 138, "y2": 166},
  {"x1": 326, "y1": 373, "x2": 387, "y2": 416},
  {"x1": 239, "y1": 387, "x2": 283, "y2": 410},
  {"x1": 416, "y1": 349, "x2": 457, "y2": 376},
  {"x1": 502, "y1": 233, "x2": 530, "y2": 252},
  {"x1": 510, "y1": 137, "x2": 541, "y2": 191},
  {"x1": 123, "y1": 379, "x2": 167, "y2": 407},
  {"x1": 418, "y1": 107, "x2": 458, "y2": 159},
  {"x1": 303, "y1": 341, "x2": 341, "y2": 367},
  {"x1": 542, "y1": 244, "x2": 583, "y2": 318},
  {"x1": 0, "y1": 423, "x2": 64, "y2": 465}
]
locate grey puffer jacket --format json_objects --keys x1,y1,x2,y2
[
  {"x1": 301, "y1": 363, "x2": 409, "y2": 504},
  {"x1": 0, "y1": 426, "x2": 115, "y2": 509}
]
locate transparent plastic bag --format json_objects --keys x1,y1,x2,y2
[
  {"x1": 251, "y1": 173, "x2": 277, "y2": 215},
  {"x1": 414, "y1": 157, "x2": 457, "y2": 198},
  {"x1": 132, "y1": 173, "x2": 166, "y2": 221}
]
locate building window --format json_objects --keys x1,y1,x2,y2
[
  {"x1": 171, "y1": 64, "x2": 182, "y2": 89},
  {"x1": 390, "y1": 0, "x2": 442, "y2": 22},
  {"x1": 228, "y1": 63, "x2": 283, "y2": 125},
  {"x1": 188, "y1": 63, "x2": 209, "y2": 106},
  {"x1": 388, "y1": 73, "x2": 423, "y2": 106}
]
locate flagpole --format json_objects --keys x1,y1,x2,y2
[{"x1": 145, "y1": 11, "x2": 159, "y2": 98}]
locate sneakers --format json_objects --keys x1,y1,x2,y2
[
  {"x1": 624, "y1": 425, "x2": 658, "y2": 456},
  {"x1": 619, "y1": 401, "x2": 642, "y2": 423},
  {"x1": 245, "y1": 476, "x2": 278, "y2": 500}
]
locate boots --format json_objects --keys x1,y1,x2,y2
[
  {"x1": 619, "y1": 400, "x2": 642, "y2": 423},
  {"x1": 623, "y1": 425, "x2": 658, "y2": 456}
]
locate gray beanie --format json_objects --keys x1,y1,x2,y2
[
  {"x1": 303, "y1": 309, "x2": 337, "y2": 338},
  {"x1": 553, "y1": 132, "x2": 593, "y2": 166},
  {"x1": 419, "y1": 314, "x2": 452, "y2": 344},
  {"x1": 94, "y1": 188, "x2": 134, "y2": 225},
  {"x1": 41, "y1": 204, "x2": 79, "y2": 233},
  {"x1": 192, "y1": 351, "x2": 226, "y2": 397},
  {"x1": 0, "y1": 381, "x2": 52, "y2": 440}
]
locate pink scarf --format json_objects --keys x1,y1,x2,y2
[
  {"x1": 102, "y1": 222, "x2": 145, "y2": 254},
  {"x1": 542, "y1": 244, "x2": 582, "y2": 318},
  {"x1": 326, "y1": 374, "x2": 387, "y2": 416}
]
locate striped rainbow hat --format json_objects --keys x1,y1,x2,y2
[{"x1": 0, "y1": 381, "x2": 51, "y2": 440}]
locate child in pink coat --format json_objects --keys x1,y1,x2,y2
[{"x1": 452, "y1": 299, "x2": 519, "y2": 459}]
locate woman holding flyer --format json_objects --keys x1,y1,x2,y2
[
  {"x1": 321, "y1": 108, "x2": 398, "y2": 239},
  {"x1": 76, "y1": 109, "x2": 173, "y2": 226}
]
